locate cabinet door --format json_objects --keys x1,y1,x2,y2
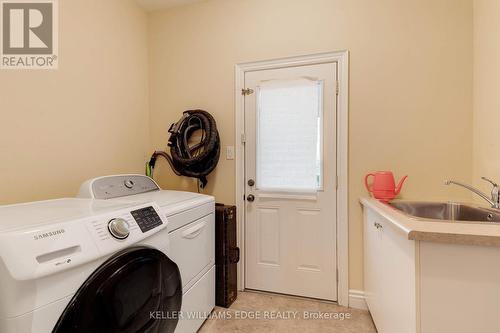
[
  {"x1": 363, "y1": 208, "x2": 417, "y2": 333},
  {"x1": 378, "y1": 215, "x2": 417, "y2": 333},
  {"x1": 363, "y1": 209, "x2": 383, "y2": 320}
]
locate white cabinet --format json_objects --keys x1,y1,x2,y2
[
  {"x1": 363, "y1": 208, "x2": 417, "y2": 333},
  {"x1": 419, "y1": 241, "x2": 500, "y2": 333},
  {"x1": 363, "y1": 204, "x2": 500, "y2": 333}
]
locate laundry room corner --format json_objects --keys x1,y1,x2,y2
[{"x1": 0, "y1": 0, "x2": 150, "y2": 205}]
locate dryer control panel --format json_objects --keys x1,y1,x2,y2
[{"x1": 78, "y1": 174, "x2": 161, "y2": 200}]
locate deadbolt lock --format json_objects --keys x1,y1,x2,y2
[{"x1": 248, "y1": 179, "x2": 255, "y2": 186}]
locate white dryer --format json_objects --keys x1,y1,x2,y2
[
  {"x1": 77, "y1": 175, "x2": 216, "y2": 333},
  {"x1": 0, "y1": 198, "x2": 183, "y2": 333}
]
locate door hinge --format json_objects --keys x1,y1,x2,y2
[
  {"x1": 335, "y1": 80, "x2": 339, "y2": 96},
  {"x1": 241, "y1": 88, "x2": 254, "y2": 96},
  {"x1": 241, "y1": 133, "x2": 246, "y2": 144}
]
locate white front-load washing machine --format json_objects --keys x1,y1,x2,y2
[
  {"x1": 77, "y1": 175, "x2": 216, "y2": 333},
  {"x1": 0, "y1": 198, "x2": 183, "y2": 333}
]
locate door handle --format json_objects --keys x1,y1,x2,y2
[
  {"x1": 182, "y1": 221, "x2": 207, "y2": 239},
  {"x1": 247, "y1": 194, "x2": 255, "y2": 202}
]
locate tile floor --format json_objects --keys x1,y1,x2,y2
[{"x1": 199, "y1": 291, "x2": 376, "y2": 332}]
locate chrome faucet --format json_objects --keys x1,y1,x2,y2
[{"x1": 444, "y1": 177, "x2": 500, "y2": 209}]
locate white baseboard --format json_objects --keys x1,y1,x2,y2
[{"x1": 349, "y1": 289, "x2": 368, "y2": 310}]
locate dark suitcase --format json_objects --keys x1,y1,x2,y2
[{"x1": 215, "y1": 204, "x2": 240, "y2": 308}]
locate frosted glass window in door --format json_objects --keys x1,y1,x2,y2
[{"x1": 256, "y1": 79, "x2": 323, "y2": 192}]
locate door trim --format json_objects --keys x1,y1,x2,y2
[{"x1": 234, "y1": 51, "x2": 349, "y2": 307}]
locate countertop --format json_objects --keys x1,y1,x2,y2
[{"x1": 360, "y1": 197, "x2": 500, "y2": 246}]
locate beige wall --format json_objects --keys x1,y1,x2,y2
[
  {"x1": 473, "y1": 0, "x2": 500, "y2": 194},
  {"x1": 149, "y1": 0, "x2": 473, "y2": 290},
  {"x1": 0, "y1": 0, "x2": 150, "y2": 204}
]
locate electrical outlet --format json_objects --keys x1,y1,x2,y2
[{"x1": 226, "y1": 146, "x2": 235, "y2": 160}]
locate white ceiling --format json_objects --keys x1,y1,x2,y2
[{"x1": 136, "y1": 0, "x2": 207, "y2": 11}]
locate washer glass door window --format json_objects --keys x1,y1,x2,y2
[{"x1": 52, "y1": 247, "x2": 182, "y2": 333}]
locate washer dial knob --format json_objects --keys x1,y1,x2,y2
[{"x1": 108, "y1": 218, "x2": 130, "y2": 239}]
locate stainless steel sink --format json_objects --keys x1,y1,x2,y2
[{"x1": 388, "y1": 201, "x2": 500, "y2": 223}]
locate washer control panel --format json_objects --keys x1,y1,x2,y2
[
  {"x1": 87, "y1": 202, "x2": 167, "y2": 254},
  {"x1": 131, "y1": 206, "x2": 163, "y2": 233},
  {"x1": 0, "y1": 201, "x2": 168, "y2": 281}
]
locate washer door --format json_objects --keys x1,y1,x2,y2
[{"x1": 52, "y1": 247, "x2": 182, "y2": 333}]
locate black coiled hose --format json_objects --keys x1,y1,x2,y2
[{"x1": 147, "y1": 110, "x2": 220, "y2": 188}]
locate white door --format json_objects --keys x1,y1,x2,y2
[{"x1": 244, "y1": 62, "x2": 338, "y2": 301}]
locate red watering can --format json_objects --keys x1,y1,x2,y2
[{"x1": 365, "y1": 171, "x2": 408, "y2": 202}]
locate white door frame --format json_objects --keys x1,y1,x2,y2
[{"x1": 234, "y1": 51, "x2": 349, "y2": 307}]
